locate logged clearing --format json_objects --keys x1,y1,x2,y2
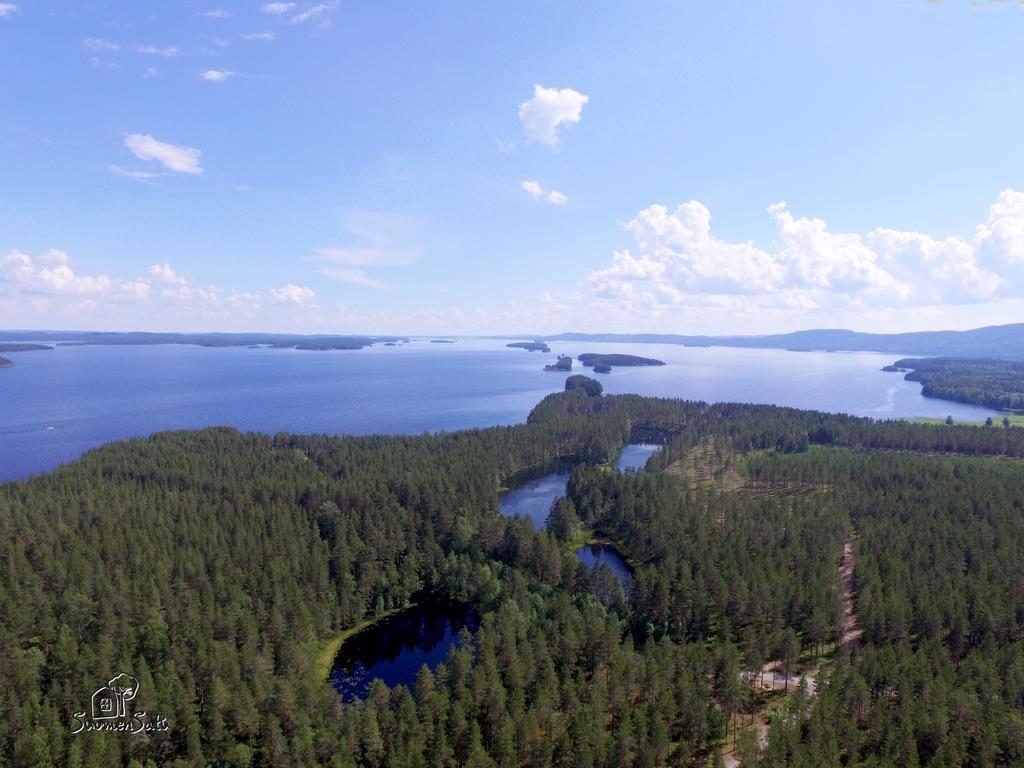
[
  {"x1": 665, "y1": 435, "x2": 744, "y2": 491},
  {"x1": 667, "y1": 437, "x2": 828, "y2": 497}
]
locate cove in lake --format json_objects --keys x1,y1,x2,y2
[
  {"x1": 498, "y1": 444, "x2": 667, "y2": 528},
  {"x1": 0, "y1": 338, "x2": 1000, "y2": 483},
  {"x1": 498, "y1": 472, "x2": 571, "y2": 529},
  {"x1": 330, "y1": 601, "x2": 478, "y2": 704},
  {"x1": 616, "y1": 442, "x2": 662, "y2": 472},
  {"x1": 576, "y1": 543, "x2": 632, "y2": 588}
]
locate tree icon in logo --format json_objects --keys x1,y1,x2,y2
[{"x1": 91, "y1": 673, "x2": 140, "y2": 720}]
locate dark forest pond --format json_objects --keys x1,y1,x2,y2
[
  {"x1": 330, "y1": 601, "x2": 478, "y2": 704},
  {"x1": 616, "y1": 443, "x2": 662, "y2": 472},
  {"x1": 498, "y1": 472, "x2": 570, "y2": 529},
  {"x1": 576, "y1": 543, "x2": 632, "y2": 587}
]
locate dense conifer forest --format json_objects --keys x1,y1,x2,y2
[
  {"x1": 886, "y1": 357, "x2": 1024, "y2": 412},
  {"x1": 1, "y1": 388, "x2": 1023, "y2": 766}
]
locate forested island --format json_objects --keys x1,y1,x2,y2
[
  {"x1": 2, "y1": 386, "x2": 1023, "y2": 766},
  {"x1": 543, "y1": 355, "x2": 572, "y2": 372},
  {"x1": 578, "y1": 352, "x2": 666, "y2": 370},
  {"x1": 507, "y1": 341, "x2": 551, "y2": 352},
  {"x1": 885, "y1": 356, "x2": 1024, "y2": 412}
]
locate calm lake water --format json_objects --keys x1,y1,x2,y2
[
  {"x1": 0, "y1": 338, "x2": 998, "y2": 483},
  {"x1": 576, "y1": 543, "x2": 632, "y2": 586},
  {"x1": 330, "y1": 601, "x2": 478, "y2": 704},
  {"x1": 617, "y1": 443, "x2": 662, "y2": 472},
  {"x1": 498, "y1": 472, "x2": 571, "y2": 529}
]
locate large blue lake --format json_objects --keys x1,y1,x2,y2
[{"x1": 0, "y1": 338, "x2": 997, "y2": 483}]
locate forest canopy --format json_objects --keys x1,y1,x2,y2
[
  {"x1": 886, "y1": 356, "x2": 1024, "y2": 411},
  {"x1": 1, "y1": 392, "x2": 1023, "y2": 766}
]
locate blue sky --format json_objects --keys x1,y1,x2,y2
[{"x1": 2, "y1": 1, "x2": 1024, "y2": 335}]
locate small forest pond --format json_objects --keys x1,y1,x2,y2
[
  {"x1": 498, "y1": 472, "x2": 570, "y2": 529},
  {"x1": 616, "y1": 443, "x2": 663, "y2": 472},
  {"x1": 576, "y1": 543, "x2": 632, "y2": 587},
  {"x1": 330, "y1": 601, "x2": 478, "y2": 704}
]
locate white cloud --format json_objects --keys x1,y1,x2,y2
[
  {"x1": 262, "y1": 2, "x2": 295, "y2": 13},
  {"x1": 520, "y1": 180, "x2": 567, "y2": 205},
  {"x1": 0, "y1": 249, "x2": 146, "y2": 299},
  {"x1": 290, "y1": 1, "x2": 337, "y2": 24},
  {"x1": 588, "y1": 191, "x2": 1024, "y2": 317},
  {"x1": 124, "y1": 134, "x2": 203, "y2": 175},
  {"x1": 0, "y1": 4, "x2": 16, "y2": 18},
  {"x1": 313, "y1": 267, "x2": 387, "y2": 288},
  {"x1": 143, "y1": 67, "x2": 159, "y2": 78},
  {"x1": 199, "y1": 69, "x2": 234, "y2": 82},
  {"x1": 109, "y1": 164, "x2": 165, "y2": 180},
  {"x1": 148, "y1": 264, "x2": 188, "y2": 285},
  {"x1": 135, "y1": 45, "x2": 179, "y2": 57},
  {"x1": 518, "y1": 84, "x2": 589, "y2": 147},
  {"x1": 204, "y1": 9, "x2": 231, "y2": 17},
  {"x1": 975, "y1": 188, "x2": 1024, "y2": 267},
  {"x1": 84, "y1": 37, "x2": 119, "y2": 51},
  {"x1": 520, "y1": 180, "x2": 543, "y2": 198},
  {"x1": 240, "y1": 32, "x2": 275, "y2": 41},
  {"x1": 270, "y1": 284, "x2": 315, "y2": 304},
  {"x1": 89, "y1": 57, "x2": 119, "y2": 71}
]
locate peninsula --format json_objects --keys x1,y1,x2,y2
[
  {"x1": 0, "y1": 343, "x2": 52, "y2": 352},
  {"x1": 884, "y1": 356, "x2": 1024, "y2": 412}
]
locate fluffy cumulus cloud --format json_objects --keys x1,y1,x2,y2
[
  {"x1": 148, "y1": 263, "x2": 187, "y2": 285},
  {"x1": 0, "y1": 249, "x2": 146, "y2": 301},
  {"x1": 0, "y1": 250, "x2": 338, "y2": 328},
  {"x1": 588, "y1": 189, "x2": 1024, "y2": 317},
  {"x1": 124, "y1": 134, "x2": 203, "y2": 175},
  {"x1": 520, "y1": 180, "x2": 567, "y2": 205},
  {"x1": 0, "y1": 4, "x2": 16, "y2": 18},
  {"x1": 270, "y1": 284, "x2": 315, "y2": 304},
  {"x1": 518, "y1": 85, "x2": 588, "y2": 147}
]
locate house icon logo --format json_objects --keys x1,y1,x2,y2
[
  {"x1": 71, "y1": 672, "x2": 170, "y2": 735},
  {"x1": 91, "y1": 673, "x2": 139, "y2": 720}
]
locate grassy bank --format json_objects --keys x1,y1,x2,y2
[
  {"x1": 315, "y1": 604, "x2": 412, "y2": 680},
  {"x1": 909, "y1": 414, "x2": 1024, "y2": 427}
]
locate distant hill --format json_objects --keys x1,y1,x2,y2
[{"x1": 544, "y1": 323, "x2": 1024, "y2": 359}]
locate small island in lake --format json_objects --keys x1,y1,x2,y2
[
  {"x1": 578, "y1": 353, "x2": 666, "y2": 371},
  {"x1": 544, "y1": 355, "x2": 572, "y2": 372},
  {"x1": 431, "y1": 339, "x2": 457, "y2": 344},
  {"x1": 565, "y1": 374, "x2": 603, "y2": 397},
  {"x1": 0, "y1": 357, "x2": 12, "y2": 368},
  {"x1": 507, "y1": 341, "x2": 551, "y2": 352}
]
